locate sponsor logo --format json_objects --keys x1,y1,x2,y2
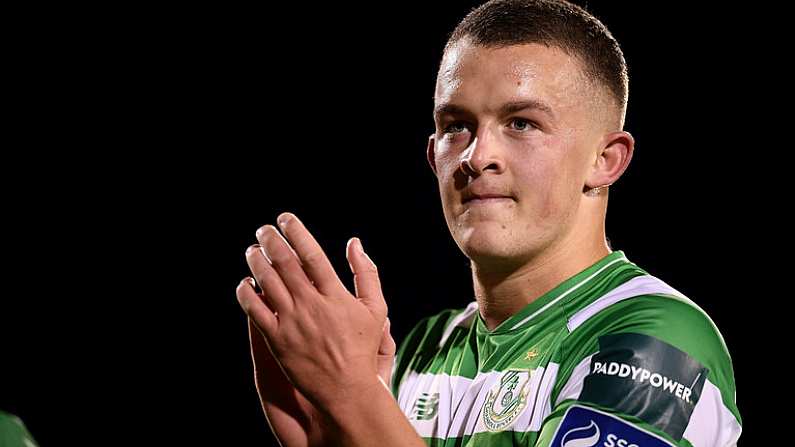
[
  {"x1": 482, "y1": 369, "x2": 532, "y2": 432},
  {"x1": 550, "y1": 405, "x2": 675, "y2": 447},
  {"x1": 410, "y1": 392, "x2": 439, "y2": 421},
  {"x1": 561, "y1": 420, "x2": 600, "y2": 447},
  {"x1": 579, "y1": 333, "x2": 708, "y2": 441},
  {"x1": 591, "y1": 361, "x2": 696, "y2": 404}
]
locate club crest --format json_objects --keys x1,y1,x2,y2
[{"x1": 482, "y1": 369, "x2": 533, "y2": 432}]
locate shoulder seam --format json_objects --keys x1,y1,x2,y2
[{"x1": 566, "y1": 274, "x2": 690, "y2": 333}]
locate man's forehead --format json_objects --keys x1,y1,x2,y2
[
  {"x1": 440, "y1": 41, "x2": 579, "y2": 79},
  {"x1": 436, "y1": 41, "x2": 586, "y2": 105}
]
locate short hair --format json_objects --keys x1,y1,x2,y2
[{"x1": 444, "y1": 0, "x2": 629, "y2": 128}]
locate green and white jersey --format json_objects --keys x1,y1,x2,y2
[{"x1": 391, "y1": 250, "x2": 741, "y2": 447}]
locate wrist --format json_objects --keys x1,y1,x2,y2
[
  {"x1": 317, "y1": 373, "x2": 389, "y2": 422},
  {"x1": 315, "y1": 375, "x2": 424, "y2": 447}
]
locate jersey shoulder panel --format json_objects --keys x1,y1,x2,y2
[
  {"x1": 552, "y1": 291, "x2": 741, "y2": 446},
  {"x1": 557, "y1": 254, "x2": 651, "y2": 322},
  {"x1": 391, "y1": 302, "x2": 478, "y2": 396}
]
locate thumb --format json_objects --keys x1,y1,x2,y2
[
  {"x1": 346, "y1": 237, "x2": 387, "y2": 321},
  {"x1": 378, "y1": 317, "x2": 397, "y2": 356}
]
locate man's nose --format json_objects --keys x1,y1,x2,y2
[{"x1": 460, "y1": 130, "x2": 505, "y2": 177}]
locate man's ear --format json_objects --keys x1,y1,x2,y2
[
  {"x1": 585, "y1": 130, "x2": 635, "y2": 190},
  {"x1": 426, "y1": 133, "x2": 438, "y2": 176}
]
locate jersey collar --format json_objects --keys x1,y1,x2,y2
[{"x1": 475, "y1": 250, "x2": 630, "y2": 335}]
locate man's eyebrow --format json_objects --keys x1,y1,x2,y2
[
  {"x1": 433, "y1": 99, "x2": 555, "y2": 119},
  {"x1": 433, "y1": 103, "x2": 468, "y2": 119},
  {"x1": 500, "y1": 100, "x2": 555, "y2": 118}
]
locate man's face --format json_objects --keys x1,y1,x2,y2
[{"x1": 429, "y1": 40, "x2": 607, "y2": 270}]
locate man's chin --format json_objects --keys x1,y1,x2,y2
[
  {"x1": 466, "y1": 249, "x2": 527, "y2": 275},
  {"x1": 456, "y1": 228, "x2": 542, "y2": 273},
  {"x1": 459, "y1": 233, "x2": 515, "y2": 265}
]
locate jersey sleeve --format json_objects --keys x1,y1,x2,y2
[
  {"x1": 0, "y1": 411, "x2": 39, "y2": 447},
  {"x1": 535, "y1": 294, "x2": 742, "y2": 447},
  {"x1": 391, "y1": 315, "x2": 432, "y2": 398},
  {"x1": 390, "y1": 309, "x2": 460, "y2": 399}
]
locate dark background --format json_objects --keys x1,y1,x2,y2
[{"x1": 2, "y1": 1, "x2": 774, "y2": 445}]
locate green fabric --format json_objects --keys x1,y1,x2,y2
[
  {"x1": 391, "y1": 250, "x2": 741, "y2": 446},
  {"x1": 0, "y1": 411, "x2": 38, "y2": 447}
]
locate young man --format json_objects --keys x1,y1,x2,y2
[{"x1": 235, "y1": 1, "x2": 741, "y2": 446}]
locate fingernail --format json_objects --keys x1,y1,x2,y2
[
  {"x1": 356, "y1": 237, "x2": 364, "y2": 253},
  {"x1": 245, "y1": 277, "x2": 256, "y2": 288},
  {"x1": 277, "y1": 213, "x2": 293, "y2": 229},
  {"x1": 246, "y1": 244, "x2": 261, "y2": 255},
  {"x1": 256, "y1": 225, "x2": 277, "y2": 243}
]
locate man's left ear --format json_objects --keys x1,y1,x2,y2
[
  {"x1": 426, "y1": 133, "x2": 438, "y2": 176},
  {"x1": 584, "y1": 130, "x2": 635, "y2": 190}
]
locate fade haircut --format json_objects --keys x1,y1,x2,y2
[{"x1": 444, "y1": 0, "x2": 629, "y2": 129}]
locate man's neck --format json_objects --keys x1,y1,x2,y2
[{"x1": 472, "y1": 235, "x2": 611, "y2": 332}]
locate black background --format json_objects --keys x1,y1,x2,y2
[{"x1": 2, "y1": 1, "x2": 775, "y2": 445}]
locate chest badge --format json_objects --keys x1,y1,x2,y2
[{"x1": 482, "y1": 369, "x2": 533, "y2": 432}]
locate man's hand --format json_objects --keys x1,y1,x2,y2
[
  {"x1": 377, "y1": 317, "x2": 397, "y2": 390},
  {"x1": 246, "y1": 315, "x2": 331, "y2": 447},
  {"x1": 243, "y1": 311, "x2": 395, "y2": 447},
  {"x1": 240, "y1": 299, "x2": 394, "y2": 447},
  {"x1": 237, "y1": 212, "x2": 392, "y2": 415}
]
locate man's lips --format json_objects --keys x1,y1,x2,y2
[{"x1": 462, "y1": 194, "x2": 515, "y2": 204}]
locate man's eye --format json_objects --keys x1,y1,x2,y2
[
  {"x1": 443, "y1": 122, "x2": 468, "y2": 134},
  {"x1": 508, "y1": 118, "x2": 537, "y2": 131}
]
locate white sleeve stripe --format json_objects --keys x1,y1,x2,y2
[
  {"x1": 567, "y1": 274, "x2": 687, "y2": 332},
  {"x1": 682, "y1": 378, "x2": 742, "y2": 447},
  {"x1": 554, "y1": 354, "x2": 594, "y2": 407}
]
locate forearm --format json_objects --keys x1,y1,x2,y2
[
  {"x1": 257, "y1": 382, "x2": 329, "y2": 447},
  {"x1": 260, "y1": 403, "x2": 310, "y2": 447},
  {"x1": 321, "y1": 377, "x2": 426, "y2": 447}
]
